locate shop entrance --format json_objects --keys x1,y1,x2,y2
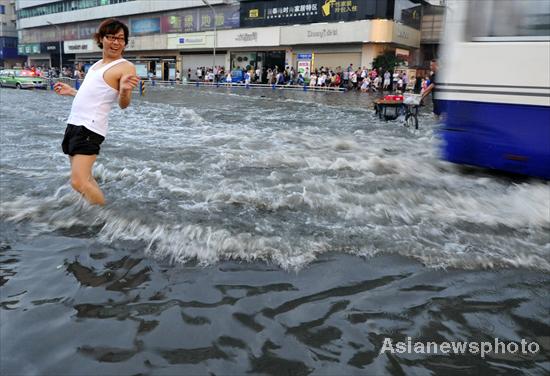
[{"x1": 230, "y1": 51, "x2": 285, "y2": 82}]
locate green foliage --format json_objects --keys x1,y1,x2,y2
[{"x1": 372, "y1": 52, "x2": 405, "y2": 73}]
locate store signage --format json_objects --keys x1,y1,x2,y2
[
  {"x1": 168, "y1": 33, "x2": 211, "y2": 49},
  {"x1": 392, "y1": 22, "x2": 420, "y2": 48},
  {"x1": 63, "y1": 39, "x2": 99, "y2": 54},
  {"x1": 41, "y1": 42, "x2": 61, "y2": 52},
  {"x1": 217, "y1": 27, "x2": 280, "y2": 48},
  {"x1": 307, "y1": 28, "x2": 338, "y2": 39},
  {"x1": 235, "y1": 32, "x2": 257, "y2": 42},
  {"x1": 280, "y1": 20, "x2": 370, "y2": 45},
  {"x1": 297, "y1": 53, "x2": 312, "y2": 60},
  {"x1": 67, "y1": 44, "x2": 89, "y2": 51},
  {"x1": 18, "y1": 43, "x2": 41, "y2": 55},
  {"x1": 240, "y1": 0, "x2": 380, "y2": 27},
  {"x1": 178, "y1": 36, "x2": 206, "y2": 45}
]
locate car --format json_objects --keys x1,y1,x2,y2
[{"x1": 0, "y1": 69, "x2": 47, "y2": 89}]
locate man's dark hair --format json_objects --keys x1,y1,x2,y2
[{"x1": 94, "y1": 18, "x2": 129, "y2": 48}]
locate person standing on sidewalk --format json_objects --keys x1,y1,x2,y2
[
  {"x1": 53, "y1": 18, "x2": 139, "y2": 205},
  {"x1": 421, "y1": 59, "x2": 443, "y2": 119}
]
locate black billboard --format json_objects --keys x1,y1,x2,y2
[{"x1": 240, "y1": 0, "x2": 394, "y2": 27}]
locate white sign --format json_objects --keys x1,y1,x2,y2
[
  {"x1": 280, "y1": 20, "x2": 370, "y2": 45},
  {"x1": 126, "y1": 35, "x2": 168, "y2": 51},
  {"x1": 167, "y1": 33, "x2": 212, "y2": 49},
  {"x1": 392, "y1": 23, "x2": 420, "y2": 48},
  {"x1": 63, "y1": 39, "x2": 100, "y2": 54},
  {"x1": 235, "y1": 32, "x2": 257, "y2": 42},
  {"x1": 179, "y1": 36, "x2": 206, "y2": 45},
  {"x1": 217, "y1": 27, "x2": 280, "y2": 48}
]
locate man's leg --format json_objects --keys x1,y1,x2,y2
[{"x1": 70, "y1": 154, "x2": 105, "y2": 205}]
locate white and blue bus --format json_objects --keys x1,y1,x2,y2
[{"x1": 438, "y1": 0, "x2": 550, "y2": 179}]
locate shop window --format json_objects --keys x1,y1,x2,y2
[
  {"x1": 467, "y1": 0, "x2": 550, "y2": 40},
  {"x1": 394, "y1": 0, "x2": 421, "y2": 29}
]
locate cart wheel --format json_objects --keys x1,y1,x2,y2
[{"x1": 405, "y1": 114, "x2": 418, "y2": 129}]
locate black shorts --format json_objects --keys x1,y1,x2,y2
[{"x1": 61, "y1": 124, "x2": 105, "y2": 156}]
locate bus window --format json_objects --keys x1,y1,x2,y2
[{"x1": 467, "y1": 0, "x2": 550, "y2": 40}]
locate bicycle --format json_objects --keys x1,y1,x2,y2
[{"x1": 403, "y1": 93, "x2": 421, "y2": 129}]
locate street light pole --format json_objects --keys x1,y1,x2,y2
[
  {"x1": 202, "y1": 0, "x2": 217, "y2": 76},
  {"x1": 47, "y1": 21, "x2": 62, "y2": 74}
]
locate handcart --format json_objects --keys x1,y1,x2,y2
[{"x1": 374, "y1": 93, "x2": 421, "y2": 129}]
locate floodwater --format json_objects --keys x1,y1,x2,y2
[{"x1": 1, "y1": 85, "x2": 549, "y2": 375}]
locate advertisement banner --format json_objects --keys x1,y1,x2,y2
[
  {"x1": 161, "y1": 4, "x2": 239, "y2": 34},
  {"x1": 63, "y1": 24, "x2": 79, "y2": 41},
  {"x1": 162, "y1": 11, "x2": 197, "y2": 33},
  {"x1": 131, "y1": 17, "x2": 161, "y2": 36},
  {"x1": 135, "y1": 63, "x2": 148, "y2": 78},
  {"x1": 240, "y1": 0, "x2": 390, "y2": 27},
  {"x1": 297, "y1": 60, "x2": 311, "y2": 75}
]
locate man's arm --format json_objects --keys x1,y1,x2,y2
[
  {"x1": 118, "y1": 63, "x2": 139, "y2": 109},
  {"x1": 54, "y1": 82, "x2": 77, "y2": 96},
  {"x1": 421, "y1": 82, "x2": 435, "y2": 101}
]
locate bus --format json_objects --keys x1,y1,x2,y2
[{"x1": 438, "y1": 0, "x2": 550, "y2": 179}]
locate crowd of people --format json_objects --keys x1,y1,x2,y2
[
  {"x1": 21, "y1": 61, "x2": 434, "y2": 97},
  {"x1": 18, "y1": 64, "x2": 86, "y2": 80},
  {"x1": 190, "y1": 63, "x2": 433, "y2": 95}
]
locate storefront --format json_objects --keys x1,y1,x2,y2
[
  {"x1": 280, "y1": 20, "x2": 368, "y2": 71},
  {"x1": 125, "y1": 35, "x2": 177, "y2": 80},
  {"x1": 167, "y1": 32, "x2": 226, "y2": 79},
  {"x1": 280, "y1": 19, "x2": 421, "y2": 72},
  {"x1": 18, "y1": 43, "x2": 39, "y2": 66},
  {"x1": 217, "y1": 26, "x2": 284, "y2": 74}
]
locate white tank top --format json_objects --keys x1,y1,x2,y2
[{"x1": 67, "y1": 58, "x2": 127, "y2": 137}]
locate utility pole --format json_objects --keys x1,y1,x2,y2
[
  {"x1": 202, "y1": 0, "x2": 217, "y2": 75},
  {"x1": 47, "y1": 21, "x2": 62, "y2": 73}
]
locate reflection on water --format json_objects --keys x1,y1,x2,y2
[
  {"x1": 2, "y1": 231, "x2": 548, "y2": 375},
  {"x1": 0, "y1": 87, "x2": 549, "y2": 375}
]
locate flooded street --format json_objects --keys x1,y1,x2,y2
[{"x1": 1, "y1": 86, "x2": 549, "y2": 375}]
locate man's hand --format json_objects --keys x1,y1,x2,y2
[
  {"x1": 118, "y1": 63, "x2": 138, "y2": 109},
  {"x1": 54, "y1": 82, "x2": 76, "y2": 96},
  {"x1": 119, "y1": 74, "x2": 140, "y2": 93}
]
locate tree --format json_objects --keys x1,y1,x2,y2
[{"x1": 372, "y1": 52, "x2": 405, "y2": 73}]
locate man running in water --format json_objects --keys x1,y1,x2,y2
[{"x1": 55, "y1": 19, "x2": 139, "y2": 205}]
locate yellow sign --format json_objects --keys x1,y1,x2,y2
[
  {"x1": 249, "y1": 9, "x2": 259, "y2": 18},
  {"x1": 321, "y1": 0, "x2": 357, "y2": 17},
  {"x1": 322, "y1": 0, "x2": 336, "y2": 16}
]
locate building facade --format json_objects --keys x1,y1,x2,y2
[
  {"x1": 15, "y1": 0, "x2": 426, "y2": 78},
  {"x1": 1, "y1": 0, "x2": 25, "y2": 67}
]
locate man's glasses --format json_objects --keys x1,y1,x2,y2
[{"x1": 104, "y1": 35, "x2": 125, "y2": 43}]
